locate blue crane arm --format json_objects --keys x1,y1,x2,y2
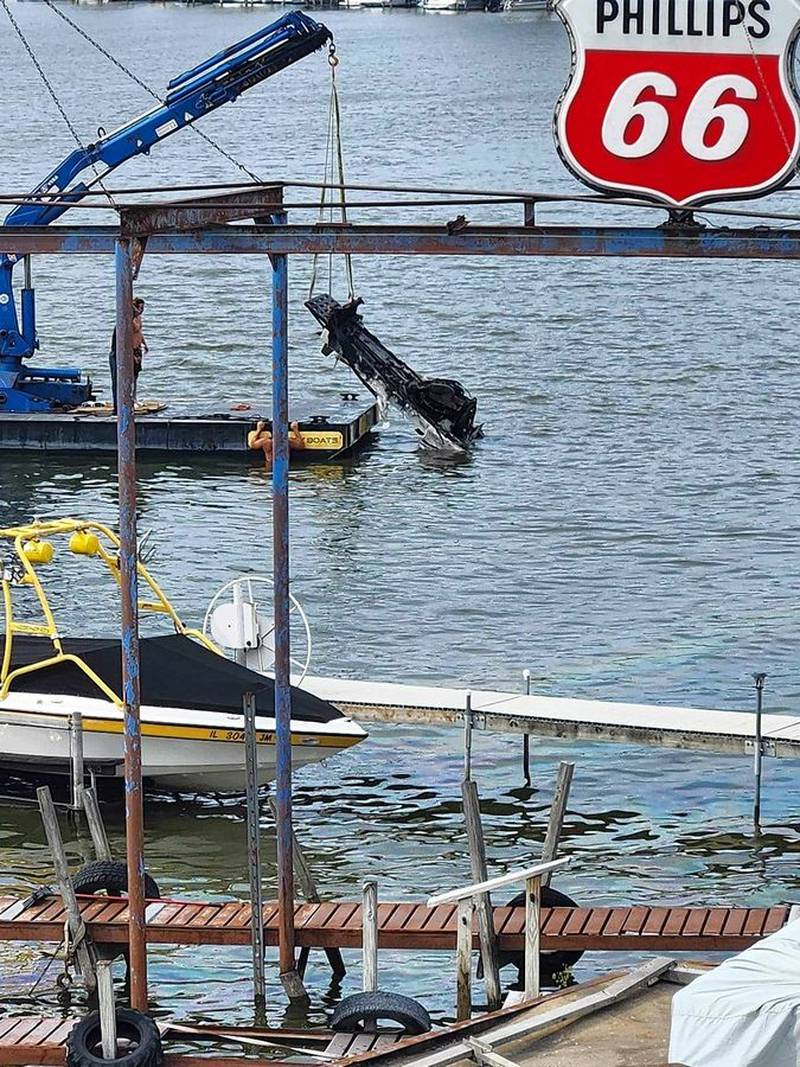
[{"x1": 0, "y1": 12, "x2": 331, "y2": 361}]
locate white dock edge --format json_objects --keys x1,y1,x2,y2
[{"x1": 299, "y1": 675, "x2": 800, "y2": 758}]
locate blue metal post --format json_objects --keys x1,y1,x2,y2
[
  {"x1": 271, "y1": 247, "x2": 296, "y2": 984},
  {"x1": 115, "y1": 237, "x2": 147, "y2": 1010}
]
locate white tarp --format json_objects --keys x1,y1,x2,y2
[{"x1": 670, "y1": 917, "x2": 800, "y2": 1066}]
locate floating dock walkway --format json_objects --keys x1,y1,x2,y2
[
  {"x1": 0, "y1": 894, "x2": 790, "y2": 954},
  {"x1": 302, "y1": 675, "x2": 800, "y2": 758},
  {"x1": 0, "y1": 403, "x2": 378, "y2": 461}
]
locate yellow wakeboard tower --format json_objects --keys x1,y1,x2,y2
[{"x1": 0, "y1": 518, "x2": 219, "y2": 705}]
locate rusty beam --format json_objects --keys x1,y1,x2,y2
[
  {"x1": 119, "y1": 186, "x2": 283, "y2": 236},
  {"x1": 4, "y1": 222, "x2": 800, "y2": 260}
]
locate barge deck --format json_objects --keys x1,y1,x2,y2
[{"x1": 0, "y1": 403, "x2": 379, "y2": 460}]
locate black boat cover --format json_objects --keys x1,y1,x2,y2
[
  {"x1": 2, "y1": 633, "x2": 340, "y2": 724},
  {"x1": 306, "y1": 294, "x2": 483, "y2": 451}
]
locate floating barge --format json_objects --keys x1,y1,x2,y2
[{"x1": 0, "y1": 402, "x2": 379, "y2": 461}]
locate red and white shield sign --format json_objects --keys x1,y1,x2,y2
[{"x1": 554, "y1": 0, "x2": 800, "y2": 205}]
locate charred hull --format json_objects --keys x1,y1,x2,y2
[{"x1": 306, "y1": 294, "x2": 482, "y2": 453}]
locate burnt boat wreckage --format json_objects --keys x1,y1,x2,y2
[
  {"x1": 0, "y1": 8, "x2": 481, "y2": 461},
  {"x1": 307, "y1": 295, "x2": 483, "y2": 454}
]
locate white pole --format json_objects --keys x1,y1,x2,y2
[{"x1": 362, "y1": 880, "x2": 378, "y2": 994}]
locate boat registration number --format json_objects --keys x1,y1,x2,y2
[{"x1": 209, "y1": 728, "x2": 275, "y2": 743}]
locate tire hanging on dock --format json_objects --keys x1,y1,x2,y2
[
  {"x1": 330, "y1": 991, "x2": 432, "y2": 1035},
  {"x1": 67, "y1": 1008, "x2": 163, "y2": 1067},
  {"x1": 503, "y1": 887, "x2": 584, "y2": 986},
  {"x1": 72, "y1": 860, "x2": 161, "y2": 901}
]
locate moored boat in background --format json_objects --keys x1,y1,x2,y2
[{"x1": 0, "y1": 520, "x2": 366, "y2": 792}]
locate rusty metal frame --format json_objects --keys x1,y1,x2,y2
[
  {"x1": 5, "y1": 193, "x2": 792, "y2": 1012},
  {"x1": 1, "y1": 220, "x2": 800, "y2": 260}
]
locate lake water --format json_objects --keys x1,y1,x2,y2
[{"x1": 2, "y1": 0, "x2": 800, "y2": 1030}]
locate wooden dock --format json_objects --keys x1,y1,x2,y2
[
  {"x1": 302, "y1": 674, "x2": 800, "y2": 758},
  {"x1": 0, "y1": 895, "x2": 789, "y2": 954},
  {"x1": 0, "y1": 1017, "x2": 76, "y2": 1066},
  {"x1": 0, "y1": 1015, "x2": 335, "y2": 1067}
]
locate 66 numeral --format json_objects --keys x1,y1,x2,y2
[{"x1": 601, "y1": 72, "x2": 758, "y2": 161}]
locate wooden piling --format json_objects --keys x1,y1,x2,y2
[
  {"x1": 463, "y1": 692, "x2": 473, "y2": 781},
  {"x1": 362, "y1": 881, "x2": 378, "y2": 994},
  {"x1": 541, "y1": 762, "x2": 574, "y2": 887},
  {"x1": 267, "y1": 797, "x2": 346, "y2": 980},
  {"x1": 96, "y1": 959, "x2": 117, "y2": 1058},
  {"x1": 524, "y1": 874, "x2": 541, "y2": 1000},
  {"x1": 429, "y1": 858, "x2": 570, "y2": 1019},
  {"x1": 456, "y1": 899, "x2": 473, "y2": 1022},
  {"x1": 461, "y1": 779, "x2": 502, "y2": 1011},
  {"x1": 115, "y1": 235, "x2": 147, "y2": 1012},
  {"x1": 36, "y1": 786, "x2": 96, "y2": 992},
  {"x1": 82, "y1": 787, "x2": 112, "y2": 862}
]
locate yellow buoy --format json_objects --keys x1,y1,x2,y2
[
  {"x1": 69, "y1": 531, "x2": 100, "y2": 557},
  {"x1": 22, "y1": 539, "x2": 54, "y2": 565}
]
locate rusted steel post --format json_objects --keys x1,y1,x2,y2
[
  {"x1": 243, "y1": 692, "x2": 266, "y2": 1015},
  {"x1": 115, "y1": 237, "x2": 147, "y2": 1011},
  {"x1": 271, "y1": 249, "x2": 303, "y2": 1001}
]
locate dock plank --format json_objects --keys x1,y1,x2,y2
[
  {"x1": 743, "y1": 908, "x2": 770, "y2": 937},
  {"x1": 17, "y1": 1019, "x2": 65, "y2": 1048},
  {"x1": 662, "y1": 907, "x2": 690, "y2": 937},
  {"x1": 703, "y1": 908, "x2": 729, "y2": 937},
  {"x1": 764, "y1": 906, "x2": 789, "y2": 934},
  {"x1": 582, "y1": 906, "x2": 612, "y2": 937},
  {"x1": 642, "y1": 907, "x2": 671, "y2": 937},
  {"x1": 383, "y1": 903, "x2": 416, "y2": 931},
  {"x1": 562, "y1": 908, "x2": 592, "y2": 937},
  {"x1": 1, "y1": 1019, "x2": 47, "y2": 1048}
]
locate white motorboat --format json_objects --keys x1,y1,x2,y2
[
  {"x1": 0, "y1": 519, "x2": 366, "y2": 793},
  {"x1": 421, "y1": 0, "x2": 484, "y2": 11},
  {"x1": 501, "y1": 0, "x2": 549, "y2": 10}
]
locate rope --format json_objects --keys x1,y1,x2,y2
[
  {"x1": 308, "y1": 80, "x2": 335, "y2": 300},
  {"x1": 331, "y1": 62, "x2": 355, "y2": 297},
  {"x1": 41, "y1": 0, "x2": 263, "y2": 185},
  {"x1": 308, "y1": 43, "x2": 355, "y2": 301}
]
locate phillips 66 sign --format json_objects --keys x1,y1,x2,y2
[{"x1": 553, "y1": 0, "x2": 800, "y2": 205}]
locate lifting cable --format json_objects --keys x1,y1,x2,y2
[
  {"x1": 0, "y1": 0, "x2": 116, "y2": 207},
  {"x1": 308, "y1": 43, "x2": 355, "y2": 302},
  {"x1": 38, "y1": 0, "x2": 263, "y2": 186}
]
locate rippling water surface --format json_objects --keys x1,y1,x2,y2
[{"x1": 2, "y1": 0, "x2": 800, "y2": 1029}]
